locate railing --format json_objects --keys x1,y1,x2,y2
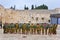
[{"x1": 3, "y1": 23, "x2": 57, "y2": 35}]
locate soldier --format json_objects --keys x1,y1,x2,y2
[
  {"x1": 15, "y1": 23, "x2": 19, "y2": 33},
  {"x1": 48, "y1": 24, "x2": 53, "y2": 35},
  {"x1": 3, "y1": 24, "x2": 5, "y2": 33},
  {"x1": 22, "y1": 23, "x2": 27, "y2": 34},
  {"x1": 41, "y1": 23, "x2": 44, "y2": 35},
  {"x1": 26, "y1": 23, "x2": 30, "y2": 34},
  {"x1": 36, "y1": 23, "x2": 41, "y2": 34},
  {"x1": 30, "y1": 23, "x2": 34, "y2": 34},
  {"x1": 52, "y1": 24, "x2": 57, "y2": 34},
  {"x1": 33, "y1": 24, "x2": 37, "y2": 34}
]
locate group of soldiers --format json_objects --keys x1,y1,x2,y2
[{"x1": 3, "y1": 23, "x2": 57, "y2": 35}]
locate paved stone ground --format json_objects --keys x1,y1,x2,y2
[
  {"x1": 0, "y1": 34, "x2": 60, "y2": 40},
  {"x1": 0, "y1": 25, "x2": 60, "y2": 40}
]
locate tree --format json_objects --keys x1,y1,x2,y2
[
  {"x1": 10, "y1": 5, "x2": 16, "y2": 10},
  {"x1": 24, "y1": 5, "x2": 29, "y2": 10},
  {"x1": 24, "y1": 5, "x2": 26, "y2": 10},
  {"x1": 26, "y1": 7, "x2": 29, "y2": 10},
  {"x1": 35, "y1": 4, "x2": 48, "y2": 9},
  {"x1": 10, "y1": 6, "x2": 13, "y2": 9},
  {"x1": 31, "y1": 5, "x2": 34, "y2": 10}
]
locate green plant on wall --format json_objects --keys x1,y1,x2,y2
[
  {"x1": 32, "y1": 17, "x2": 34, "y2": 20},
  {"x1": 36, "y1": 17, "x2": 38, "y2": 21},
  {"x1": 48, "y1": 20, "x2": 50, "y2": 23},
  {"x1": 41, "y1": 17, "x2": 44, "y2": 20}
]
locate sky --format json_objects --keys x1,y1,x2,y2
[{"x1": 0, "y1": 0, "x2": 60, "y2": 10}]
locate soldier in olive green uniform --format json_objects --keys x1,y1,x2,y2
[
  {"x1": 15, "y1": 23, "x2": 19, "y2": 33},
  {"x1": 37, "y1": 25, "x2": 41, "y2": 34},
  {"x1": 52, "y1": 24, "x2": 57, "y2": 34},
  {"x1": 30, "y1": 24, "x2": 34, "y2": 34},
  {"x1": 22, "y1": 23, "x2": 27, "y2": 34}
]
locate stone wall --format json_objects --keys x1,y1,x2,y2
[{"x1": 0, "y1": 5, "x2": 60, "y2": 24}]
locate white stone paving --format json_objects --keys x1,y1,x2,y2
[
  {"x1": 0, "y1": 25, "x2": 60, "y2": 40},
  {"x1": 0, "y1": 34, "x2": 60, "y2": 40}
]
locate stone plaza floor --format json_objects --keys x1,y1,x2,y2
[
  {"x1": 0, "y1": 34, "x2": 60, "y2": 40},
  {"x1": 0, "y1": 25, "x2": 60, "y2": 40}
]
